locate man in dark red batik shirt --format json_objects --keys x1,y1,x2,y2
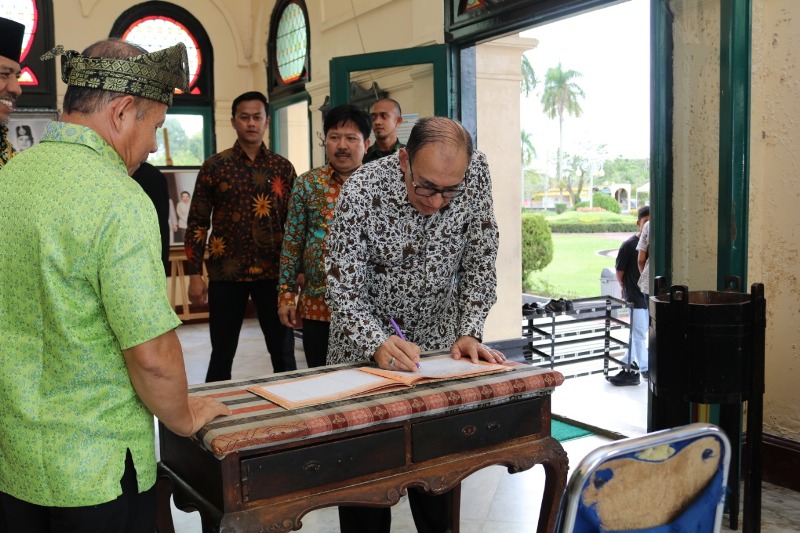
[{"x1": 185, "y1": 91, "x2": 297, "y2": 381}]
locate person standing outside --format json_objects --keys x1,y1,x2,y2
[
  {"x1": 638, "y1": 219, "x2": 651, "y2": 297},
  {"x1": 185, "y1": 91, "x2": 297, "y2": 382},
  {"x1": 0, "y1": 39, "x2": 229, "y2": 532},
  {"x1": 0, "y1": 16, "x2": 24, "y2": 167},
  {"x1": 326, "y1": 116, "x2": 506, "y2": 532},
  {"x1": 609, "y1": 205, "x2": 650, "y2": 386},
  {"x1": 277, "y1": 105, "x2": 371, "y2": 368},
  {"x1": 362, "y1": 97, "x2": 404, "y2": 163}
]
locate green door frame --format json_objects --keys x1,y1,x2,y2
[
  {"x1": 166, "y1": 105, "x2": 215, "y2": 161},
  {"x1": 269, "y1": 91, "x2": 312, "y2": 159},
  {"x1": 650, "y1": 0, "x2": 674, "y2": 288},
  {"x1": 717, "y1": 0, "x2": 751, "y2": 290},
  {"x1": 328, "y1": 45, "x2": 450, "y2": 116},
  {"x1": 649, "y1": 0, "x2": 750, "y2": 292}
]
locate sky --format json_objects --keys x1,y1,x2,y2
[{"x1": 520, "y1": 0, "x2": 650, "y2": 176}]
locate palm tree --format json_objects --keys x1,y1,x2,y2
[
  {"x1": 541, "y1": 63, "x2": 585, "y2": 203},
  {"x1": 521, "y1": 54, "x2": 537, "y2": 97},
  {"x1": 521, "y1": 129, "x2": 536, "y2": 167}
]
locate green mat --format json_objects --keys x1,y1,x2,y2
[{"x1": 552, "y1": 419, "x2": 593, "y2": 442}]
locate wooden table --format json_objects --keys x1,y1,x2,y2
[{"x1": 156, "y1": 361, "x2": 567, "y2": 532}]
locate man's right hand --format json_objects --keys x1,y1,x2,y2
[
  {"x1": 183, "y1": 395, "x2": 231, "y2": 436},
  {"x1": 188, "y1": 275, "x2": 208, "y2": 305},
  {"x1": 278, "y1": 304, "x2": 302, "y2": 328},
  {"x1": 372, "y1": 336, "x2": 421, "y2": 372}
]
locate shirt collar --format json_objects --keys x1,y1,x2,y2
[
  {"x1": 233, "y1": 139, "x2": 267, "y2": 160},
  {"x1": 40, "y1": 121, "x2": 126, "y2": 170}
]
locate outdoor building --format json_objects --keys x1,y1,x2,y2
[{"x1": 5, "y1": 0, "x2": 799, "y2": 503}]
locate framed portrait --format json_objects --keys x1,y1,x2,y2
[
  {"x1": 7, "y1": 109, "x2": 59, "y2": 152},
  {"x1": 161, "y1": 167, "x2": 200, "y2": 247}
]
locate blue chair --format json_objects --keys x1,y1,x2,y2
[{"x1": 556, "y1": 423, "x2": 731, "y2": 532}]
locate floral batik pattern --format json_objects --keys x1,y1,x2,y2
[
  {"x1": 325, "y1": 151, "x2": 499, "y2": 364},
  {"x1": 185, "y1": 142, "x2": 296, "y2": 281}
]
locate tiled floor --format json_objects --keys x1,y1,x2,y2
[{"x1": 167, "y1": 319, "x2": 800, "y2": 532}]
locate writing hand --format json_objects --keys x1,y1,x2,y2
[{"x1": 373, "y1": 336, "x2": 421, "y2": 372}]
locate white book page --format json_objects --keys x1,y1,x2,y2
[
  {"x1": 373, "y1": 354, "x2": 508, "y2": 380},
  {"x1": 258, "y1": 369, "x2": 392, "y2": 403}
]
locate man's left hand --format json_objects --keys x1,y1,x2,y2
[{"x1": 450, "y1": 335, "x2": 506, "y2": 365}]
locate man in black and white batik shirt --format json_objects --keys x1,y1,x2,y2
[{"x1": 325, "y1": 116, "x2": 506, "y2": 533}]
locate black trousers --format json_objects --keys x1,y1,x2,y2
[
  {"x1": 338, "y1": 487, "x2": 451, "y2": 533},
  {"x1": 300, "y1": 319, "x2": 330, "y2": 368},
  {"x1": 0, "y1": 450, "x2": 154, "y2": 533},
  {"x1": 205, "y1": 279, "x2": 295, "y2": 382}
]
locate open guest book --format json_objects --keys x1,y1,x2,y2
[{"x1": 247, "y1": 354, "x2": 512, "y2": 409}]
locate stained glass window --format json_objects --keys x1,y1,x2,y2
[
  {"x1": 122, "y1": 16, "x2": 202, "y2": 93},
  {"x1": 463, "y1": 0, "x2": 487, "y2": 12},
  {"x1": 275, "y1": 1, "x2": 308, "y2": 84},
  {"x1": 1, "y1": 0, "x2": 39, "y2": 85}
]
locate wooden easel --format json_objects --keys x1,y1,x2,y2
[{"x1": 167, "y1": 248, "x2": 208, "y2": 321}]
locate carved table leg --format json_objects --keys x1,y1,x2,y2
[
  {"x1": 537, "y1": 437, "x2": 569, "y2": 533},
  {"x1": 155, "y1": 465, "x2": 176, "y2": 533}
]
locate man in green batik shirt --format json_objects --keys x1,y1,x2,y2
[{"x1": 0, "y1": 39, "x2": 229, "y2": 532}]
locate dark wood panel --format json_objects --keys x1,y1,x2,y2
[
  {"x1": 160, "y1": 425, "x2": 226, "y2": 510},
  {"x1": 412, "y1": 398, "x2": 542, "y2": 462},
  {"x1": 761, "y1": 432, "x2": 800, "y2": 492},
  {"x1": 241, "y1": 427, "x2": 406, "y2": 501}
]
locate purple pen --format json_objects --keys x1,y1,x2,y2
[{"x1": 389, "y1": 317, "x2": 422, "y2": 369}]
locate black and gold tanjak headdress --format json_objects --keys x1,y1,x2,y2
[{"x1": 41, "y1": 42, "x2": 189, "y2": 106}]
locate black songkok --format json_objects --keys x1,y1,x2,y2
[{"x1": 0, "y1": 17, "x2": 25, "y2": 63}]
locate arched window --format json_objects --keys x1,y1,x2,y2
[
  {"x1": 1, "y1": 0, "x2": 56, "y2": 108},
  {"x1": 267, "y1": 0, "x2": 311, "y2": 174},
  {"x1": 268, "y1": 0, "x2": 310, "y2": 99},
  {"x1": 111, "y1": 2, "x2": 214, "y2": 165}
]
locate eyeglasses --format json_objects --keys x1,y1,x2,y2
[{"x1": 407, "y1": 160, "x2": 466, "y2": 199}]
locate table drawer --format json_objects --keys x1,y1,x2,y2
[
  {"x1": 412, "y1": 398, "x2": 542, "y2": 463},
  {"x1": 240, "y1": 427, "x2": 405, "y2": 501}
]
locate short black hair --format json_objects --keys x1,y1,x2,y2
[
  {"x1": 232, "y1": 91, "x2": 268, "y2": 117},
  {"x1": 371, "y1": 98, "x2": 402, "y2": 116},
  {"x1": 638, "y1": 205, "x2": 650, "y2": 219},
  {"x1": 324, "y1": 104, "x2": 371, "y2": 140}
]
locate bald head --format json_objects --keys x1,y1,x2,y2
[{"x1": 405, "y1": 117, "x2": 473, "y2": 165}]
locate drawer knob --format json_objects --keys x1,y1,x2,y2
[
  {"x1": 462, "y1": 424, "x2": 477, "y2": 436},
  {"x1": 303, "y1": 461, "x2": 321, "y2": 472},
  {"x1": 487, "y1": 421, "x2": 501, "y2": 431}
]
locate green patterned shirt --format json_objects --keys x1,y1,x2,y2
[{"x1": 0, "y1": 122, "x2": 182, "y2": 506}]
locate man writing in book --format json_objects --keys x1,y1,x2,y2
[{"x1": 325, "y1": 116, "x2": 505, "y2": 533}]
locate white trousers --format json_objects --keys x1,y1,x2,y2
[{"x1": 626, "y1": 307, "x2": 649, "y2": 371}]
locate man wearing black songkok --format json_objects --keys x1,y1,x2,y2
[{"x1": 0, "y1": 16, "x2": 25, "y2": 166}]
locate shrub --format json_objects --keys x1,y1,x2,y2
[
  {"x1": 555, "y1": 202, "x2": 567, "y2": 214},
  {"x1": 521, "y1": 213, "x2": 553, "y2": 286},
  {"x1": 547, "y1": 221, "x2": 638, "y2": 233},
  {"x1": 592, "y1": 192, "x2": 621, "y2": 213}
]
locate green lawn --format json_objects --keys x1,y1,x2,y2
[{"x1": 526, "y1": 233, "x2": 627, "y2": 298}]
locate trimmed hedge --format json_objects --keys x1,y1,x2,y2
[
  {"x1": 547, "y1": 221, "x2": 638, "y2": 233},
  {"x1": 521, "y1": 212, "x2": 553, "y2": 278},
  {"x1": 592, "y1": 192, "x2": 621, "y2": 213}
]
